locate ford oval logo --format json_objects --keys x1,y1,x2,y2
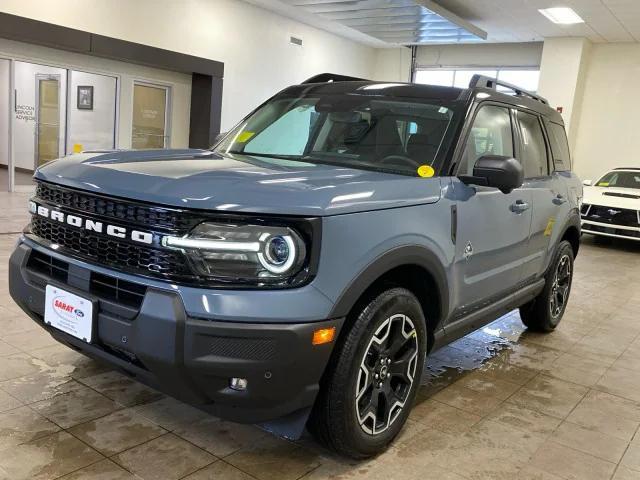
[{"x1": 74, "y1": 309, "x2": 85, "y2": 318}]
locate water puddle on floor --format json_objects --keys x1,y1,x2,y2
[{"x1": 419, "y1": 313, "x2": 525, "y2": 395}]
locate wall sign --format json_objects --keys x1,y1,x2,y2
[
  {"x1": 77, "y1": 85, "x2": 93, "y2": 110},
  {"x1": 15, "y1": 104, "x2": 35, "y2": 122}
]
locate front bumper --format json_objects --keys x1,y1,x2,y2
[
  {"x1": 581, "y1": 219, "x2": 640, "y2": 241},
  {"x1": 9, "y1": 240, "x2": 343, "y2": 424}
]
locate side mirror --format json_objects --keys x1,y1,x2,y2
[
  {"x1": 460, "y1": 155, "x2": 524, "y2": 194},
  {"x1": 583, "y1": 179, "x2": 592, "y2": 186}
]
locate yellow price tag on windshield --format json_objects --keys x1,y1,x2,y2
[{"x1": 417, "y1": 165, "x2": 435, "y2": 178}]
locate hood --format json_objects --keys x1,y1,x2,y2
[
  {"x1": 35, "y1": 149, "x2": 442, "y2": 216},
  {"x1": 584, "y1": 185, "x2": 640, "y2": 210}
]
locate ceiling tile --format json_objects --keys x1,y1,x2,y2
[{"x1": 245, "y1": 0, "x2": 640, "y2": 45}]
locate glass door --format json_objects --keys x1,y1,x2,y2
[
  {"x1": 36, "y1": 75, "x2": 61, "y2": 167},
  {"x1": 12, "y1": 61, "x2": 67, "y2": 189},
  {"x1": 132, "y1": 82, "x2": 170, "y2": 149}
]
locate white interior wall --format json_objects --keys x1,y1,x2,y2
[
  {"x1": 0, "y1": 0, "x2": 377, "y2": 132},
  {"x1": 0, "y1": 38, "x2": 192, "y2": 151},
  {"x1": 68, "y1": 71, "x2": 117, "y2": 152},
  {"x1": 0, "y1": 59, "x2": 9, "y2": 169},
  {"x1": 571, "y1": 43, "x2": 640, "y2": 181},
  {"x1": 538, "y1": 37, "x2": 591, "y2": 150},
  {"x1": 373, "y1": 48, "x2": 412, "y2": 82}
]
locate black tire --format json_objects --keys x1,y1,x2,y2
[
  {"x1": 519, "y1": 240, "x2": 574, "y2": 332},
  {"x1": 308, "y1": 288, "x2": 427, "y2": 459}
]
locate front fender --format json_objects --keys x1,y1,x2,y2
[{"x1": 328, "y1": 244, "x2": 450, "y2": 325}]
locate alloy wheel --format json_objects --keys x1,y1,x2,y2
[
  {"x1": 550, "y1": 254, "x2": 572, "y2": 318},
  {"x1": 355, "y1": 314, "x2": 419, "y2": 435}
]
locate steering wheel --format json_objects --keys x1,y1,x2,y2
[{"x1": 380, "y1": 154, "x2": 419, "y2": 169}]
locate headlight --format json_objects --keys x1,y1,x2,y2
[{"x1": 162, "y1": 222, "x2": 309, "y2": 285}]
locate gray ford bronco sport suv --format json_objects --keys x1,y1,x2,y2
[{"x1": 9, "y1": 73, "x2": 582, "y2": 458}]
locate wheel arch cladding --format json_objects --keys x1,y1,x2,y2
[
  {"x1": 328, "y1": 245, "x2": 449, "y2": 341},
  {"x1": 561, "y1": 223, "x2": 580, "y2": 257}
]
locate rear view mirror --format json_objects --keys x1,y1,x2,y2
[
  {"x1": 328, "y1": 112, "x2": 363, "y2": 123},
  {"x1": 460, "y1": 155, "x2": 524, "y2": 194},
  {"x1": 583, "y1": 179, "x2": 592, "y2": 186}
]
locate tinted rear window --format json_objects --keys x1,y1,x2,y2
[{"x1": 547, "y1": 122, "x2": 571, "y2": 171}]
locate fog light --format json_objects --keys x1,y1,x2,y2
[{"x1": 230, "y1": 377, "x2": 248, "y2": 391}]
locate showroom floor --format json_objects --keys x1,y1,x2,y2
[
  {"x1": 0, "y1": 191, "x2": 640, "y2": 480},
  {"x1": 0, "y1": 169, "x2": 36, "y2": 192}
]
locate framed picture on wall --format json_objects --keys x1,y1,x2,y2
[{"x1": 77, "y1": 86, "x2": 94, "y2": 110}]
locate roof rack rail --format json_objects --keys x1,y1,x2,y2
[
  {"x1": 469, "y1": 74, "x2": 549, "y2": 105},
  {"x1": 613, "y1": 167, "x2": 640, "y2": 170},
  {"x1": 302, "y1": 73, "x2": 368, "y2": 84}
]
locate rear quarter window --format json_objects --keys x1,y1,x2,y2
[{"x1": 546, "y1": 121, "x2": 571, "y2": 171}]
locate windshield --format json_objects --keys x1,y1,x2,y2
[
  {"x1": 596, "y1": 171, "x2": 640, "y2": 189},
  {"x1": 215, "y1": 94, "x2": 462, "y2": 176}
]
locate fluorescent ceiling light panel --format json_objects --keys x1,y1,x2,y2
[
  {"x1": 278, "y1": 0, "x2": 486, "y2": 45},
  {"x1": 539, "y1": 7, "x2": 584, "y2": 25}
]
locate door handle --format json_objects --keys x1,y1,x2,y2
[
  {"x1": 553, "y1": 194, "x2": 567, "y2": 205},
  {"x1": 510, "y1": 200, "x2": 530, "y2": 214}
]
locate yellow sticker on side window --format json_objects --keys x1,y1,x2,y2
[
  {"x1": 417, "y1": 165, "x2": 435, "y2": 178},
  {"x1": 236, "y1": 132, "x2": 255, "y2": 143}
]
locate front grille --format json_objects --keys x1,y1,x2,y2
[
  {"x1": 31, "y1": 181, "x2": 201, "y2": 281},
  {"x1": 584, "y1": 205, "x2": 639, "y2": 226},
  {"x1": 35, "y1": 181, "x2": 198, "y2": 231},
  {"x1": 31, "y1": 216, "x2": 191, "y2": 279},
  {"x1": 25, "y1": 250, "x2": 148, "y2": 310}
]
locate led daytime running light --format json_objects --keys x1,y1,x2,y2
[{"x1": 162, "y1": 236, "x2": 261, "y2": 252}]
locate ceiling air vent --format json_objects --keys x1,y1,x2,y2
[{"x1": 290, "y1": 36, "x2": 303, "y2": 46}]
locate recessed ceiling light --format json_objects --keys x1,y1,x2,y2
[{"x1": 539, "y1": 7, "x2": 584, "y2": 25}]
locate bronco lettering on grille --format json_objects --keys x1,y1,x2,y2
[{"x1": 30, "y1": 201, "x2": 153, "y2": 245}]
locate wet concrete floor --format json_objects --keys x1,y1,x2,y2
[{"x1": 1, "y1": 190, "x2": 640, "y2": 479}]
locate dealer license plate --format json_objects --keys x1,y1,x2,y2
[{"x1": 44, "y1": 285, "x2": 94, "y2": 343}]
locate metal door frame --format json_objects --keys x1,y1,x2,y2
[
  {"x1": 2, "y1": 57, "x2": 12, "y2": 192},
  {"x1": 34, "y1": 73, "x2": 62, "y2": 170}
]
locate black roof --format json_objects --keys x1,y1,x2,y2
[
  {"x1": 294, "y1": 74, "x2": 563, "y2": 124},
  {"x1": 285, "y1": 81, "x2": 468, "y2": 102}
]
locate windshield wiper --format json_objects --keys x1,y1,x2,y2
[
  {"x1": 226, "y1": 150, "x2": 412, "y2": 177},
  {"x1": 226, "y1": 151, "x2": 308, "y2": 161}
]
